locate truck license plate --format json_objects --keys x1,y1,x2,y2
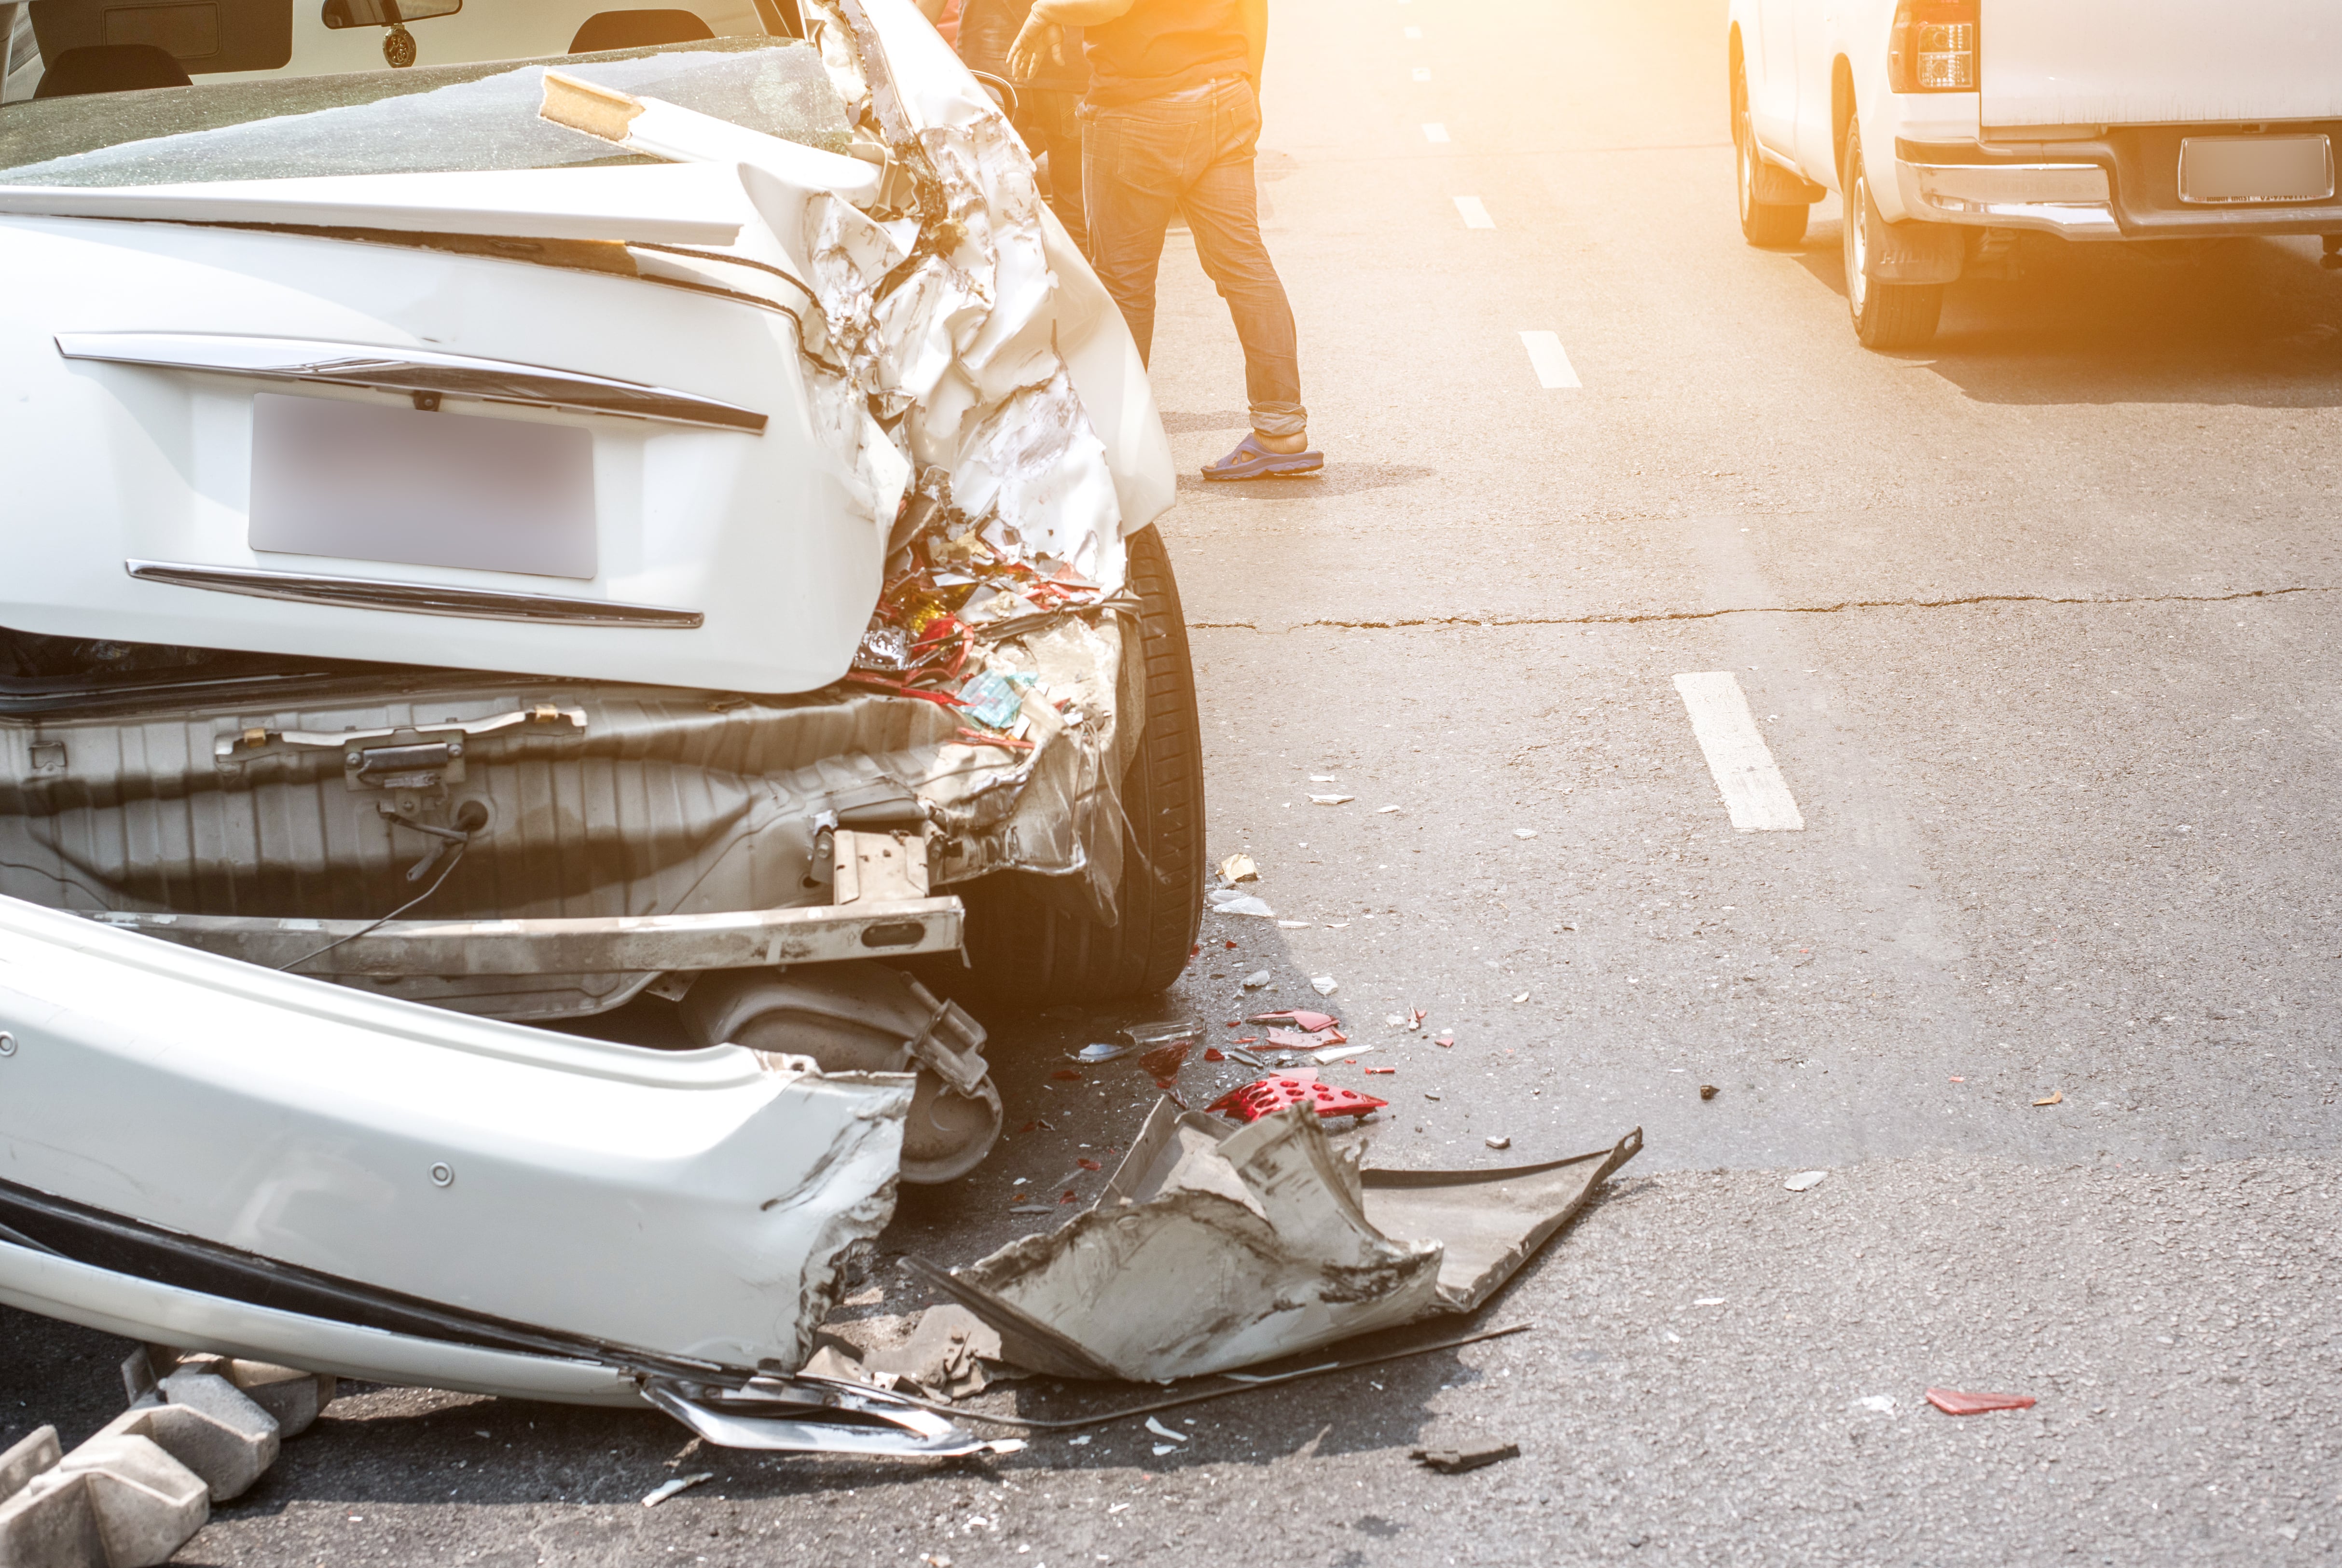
[
  {"x1": 248, "y1": 393, "x2": 598, "y2": 580},
  {"x1": 2177, "y1": 135, "x2": 2334, "y2": 205}
]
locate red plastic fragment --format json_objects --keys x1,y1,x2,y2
[
  {"x1": 1224, "y1": 940, "x2": 1238, "y2": 950},
  {"x1": 1434, "y1": 1031, "x2": 1456, "y2": 1048},
  {"x1": 1926, "y1": 1388, "x2": 2036, "y2": 1416},
  {"x1": 1364, "y1": 1066, "x2": 1395, "y2": 1075},
  {"x1": 1060, "y1": 1190, "x2": 1078, "y2": 1203},
  {"x1": 1050, "y1": 1069, "x2": 1083, "y2": 1082},
  {"x1": 1204, "y1": 1048, "x2": 1226, "y2": 1063},
  {"x1": 1248, "y1": 1010, "x2": 1338, "y2": 1032},
  {"x1": 1206, "y1": 1069, "x2": 1387, "y2": 1123},
  {"x1": 1076, "y1": 1158, "x2": 1102, "y2": 1172},
  {"x1": 1139, "y1": 1040, "x2": 1192, "y2": 1087}
]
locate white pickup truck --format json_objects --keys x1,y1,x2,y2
[{"x1": 1727, "y1": 0, "x2": 2342, "y2": 347}]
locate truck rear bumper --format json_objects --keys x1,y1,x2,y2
[{"x1": 1898, "y1": 128, "x2": 2342, "y2": 240}]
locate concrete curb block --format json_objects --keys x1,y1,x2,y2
[{"x1": 0, "y1": 1351, "x2": 336, "y2": 1568}]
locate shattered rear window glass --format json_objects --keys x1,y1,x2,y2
[{"x1": 0, "y1": 39, "x2": 850, "y2": 186}]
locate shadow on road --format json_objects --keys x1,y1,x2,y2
[
  {"x1": 1174, "y1": 462, "x2": 1435, "y2": 498},
  {"x1": 1789, "y1": 221, "x2": 2342, "y2": 407}
]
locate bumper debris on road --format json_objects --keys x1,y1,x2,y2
[{"x1": 908, "y1": 1100, "x2": 1641, "y2": 1382}]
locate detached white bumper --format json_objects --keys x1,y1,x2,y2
[
  {"x1": 0, "y1": 894, "x2": 910, "y2": 1390},
  {"x1": 1899, "y1": 159, "x2": 2123, "y2": 237}
]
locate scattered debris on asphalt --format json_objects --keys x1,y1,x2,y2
[
  {"x1": 1074, "y1": 1042, "x2": 1138, "y2": 1063},
  {"x1": 1854, "y1": 1395, "x2": 1898, "y2": 1415},
  {"x1": 1143, "y1": 1417, "x2": 1188, "y2": 1444},
  {"x1": 1219, "y1": 854, "x2": 1259, "y2": 883},
  {"x1": 1311, "y1": 976, "x2": 1340, "y2": 996},
  {"x1": 907, "y1": 1101, "x2": 1641, "y2": 1380},
  {"x1": 1412, "y1": 1441, "x2": 1520, "y2": 1473},
  {"x1": 1210, "y1": 891, "x2": 1279, "y2": 918},
  {"x1": 642, "y1": 1472, "x2": 714, "y2": 1508},
  {"x1": 1700, "y1": 1084, "x2": 1719, "y2": 1100},
  {"x1": 1783, "y1": 1170, "x2": 1829, "y2": 1191},
  {"x1": 1486, "y1": 1136, "x2": 1511, "y2": 1150},
  {"x1": 1209, "y1": 1070, "x2": 1387, "y2": 1122},
  {"x1": 1309, "y1": 794, "x2": 1355, "y2": 806},
  {"x1": 1513, "y1": 828, "x2": 1538, "y2": 839},
  {"x1": 2033, "y1": 1091, "x2": 2064, "y2": 1107},
  {"x1": 807, "y1": 1306, "x2": 1004, "y2": 1399},
  {"x1": 1253, "y1": 1009, "x2": 1340, "y2": 1031},
  {"x1": 1926, "y1": 1388, "x2": 2038, "y2": 1416},
  {"x1": 1243, "y1": 970, "x2": 1273, "y2": 989}
]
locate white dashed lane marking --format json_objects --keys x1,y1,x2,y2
[
  {"x1": 1672, "y1": 672, "x2": 1805, "y2": 832},
  {"x1": 1453, "y1": 195, "x2": 1494, "y2": 228},
  {"x1": 1517, "y1": 330, "x2": 1580, "y2": 388},
  {"x1": 1422, "y1": 122, "x2": 1449, "y2": 142}
]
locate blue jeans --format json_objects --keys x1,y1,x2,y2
[{"x1": 1081, "y1": 76, "x2": 1307, "y2": 439}]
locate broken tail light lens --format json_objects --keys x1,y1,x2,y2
[{"x1": 1888, "y1": 0, "x2": 1978, "y2": 93}]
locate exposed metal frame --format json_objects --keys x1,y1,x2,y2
[
  {"x1": 125, "y1": 559, "x2": 704, "y2": 628},
  {"x1": 55, "y1": 332, "x2": 769, "y2": 433},
  {"x1": 80, "y1": 894, "x2": 965, "y2": 976}
]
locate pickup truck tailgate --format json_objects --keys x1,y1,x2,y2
[{"x1": 1983, "y1": 0, "x2": 2342, "y2": 129}]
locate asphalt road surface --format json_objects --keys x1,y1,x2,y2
[{"x1": 9, "y1": 0, "x2": 2342, "y2": 1561}]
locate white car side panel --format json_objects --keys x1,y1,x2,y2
[
  {"x1": 0, "y1": 894, "x2": 913, "y2": 1370},
  {"x1": 1981, "y1": 0, "x2": 2342, "y2": 129}
]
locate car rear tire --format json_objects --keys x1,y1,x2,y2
[
  {"x1": 959, "y1": 523, "x2": 1205, "y2": 1003},
  {"x1": 1841, "y1": 118, "x2": 1942, "y2": 349},
  {"x1": 1734, "y1": 59, "x2": 1807, "y2": 248}
]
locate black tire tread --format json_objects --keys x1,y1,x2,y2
[
  {"x1": 961, "y1": 524, "x2": 1204, "y2": 1002},
  {"x1": 1843, "y1": 117, "x2": 1943, "y2": 350}
]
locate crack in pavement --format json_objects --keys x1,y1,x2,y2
[{"x1": 1185, "y1": 582, "x2": 2335, "y2": 633}]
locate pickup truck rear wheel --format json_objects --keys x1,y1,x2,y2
[
  {"x1": 1841, "y1": 118, "x2": 1942, "y2": 349},
  {"x1": 1734, "y1": 63, "x2": 1807, "y2": 247},
  {"x1": 959, "y1": 523, "x2": 1205, "y2": 1003}
]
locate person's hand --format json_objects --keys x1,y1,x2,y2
[{"x1": 1005, "y1": 13, "x2": 1064, "y2": 78}]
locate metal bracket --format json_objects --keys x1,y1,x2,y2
[{"x1": 899, "y1": 977, "x2": 989, "y2": 1097}]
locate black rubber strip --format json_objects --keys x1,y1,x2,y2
[{"x1": 0, "y1": 1175, "x2": 735, "y2": 1383}]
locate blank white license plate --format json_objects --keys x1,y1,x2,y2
[
  {"x1": 2178, "y1": 134, "x2": 2334, "y2": 205},
  {"x1": 248, "y1": 393, "x2": 597, "y2": 580}
]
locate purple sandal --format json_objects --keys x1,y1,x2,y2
[{"x1": 1202, "y1": 432, "x2": 1325, "y2": 481}]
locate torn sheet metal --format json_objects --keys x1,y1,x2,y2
[
  {"x1": 914, "y1": 1102, "x2": 1642, "y2": 1382},
  {"x1": 1, "y1": 632, "x2": 1128, "y2": 1015},
  {"x1": 0, "y1": 893, "x2": 911, "y2": 1387}
]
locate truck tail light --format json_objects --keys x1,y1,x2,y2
[{"x1": 1888, "y1": 0, "x2": 1978, "y2": 93}]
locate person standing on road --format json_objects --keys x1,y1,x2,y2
[
  {"x1": 1006, "y1": 0, "x2": 1320, "y2": 479},
  {"x1": 958, "y1": 0, "x2": 1091, "y2": 252}
]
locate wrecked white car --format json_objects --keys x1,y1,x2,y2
[{"x1": 0, "y1": 0, "x2": 1198, "y2": 1448}]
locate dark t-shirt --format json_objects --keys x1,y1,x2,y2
[{"x1": 1082, "y1": 0, "x2": 1249, "y2": 108}]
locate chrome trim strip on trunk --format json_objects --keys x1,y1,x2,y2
[
  {"x1": 56, "y1": 332, "x2": 768, "y2": 433},
  {"x1": 125, "y1": 559, "x2": 704, "y2": 628},
  {"x1": 80, "y1": 894, "x2": 965, "y2": 975}
]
